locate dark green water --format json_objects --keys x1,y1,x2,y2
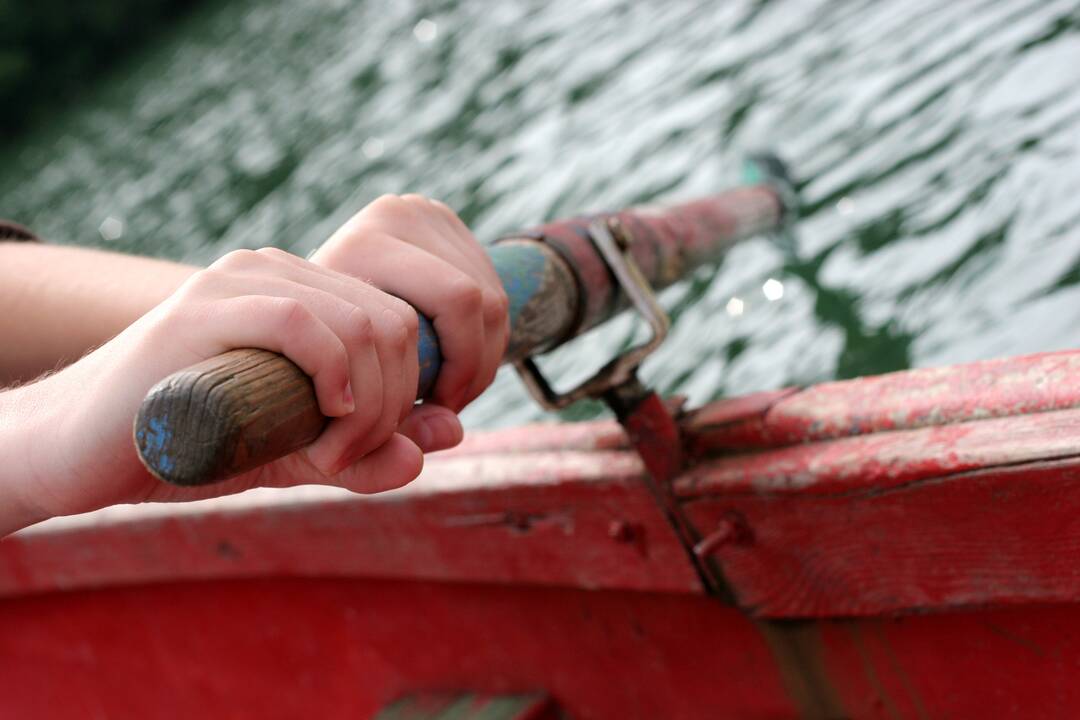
[{"x1": 2, "y1": 0, "x2": 1079, "y2": 429}]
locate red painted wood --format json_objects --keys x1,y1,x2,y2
[
  {"x1": 816, "y1": 605, "x2": 1080, "y2": 718},
  {"x1": 684, "y1": 457, "x2": 1080, "y2": 617},
  {"x1": 682, "y1": 388, "x2": 800, "y2": 454},
  {"x1": 9, "y1": 348, "x2": 1080, "y2": 716},
  {"x1": 675, "y1": 349, "x2": 1080, "y2": 617},
  {"x1": 10, "y1": 349, "x2": 1080, "y2": 614},
  {"x1": 683, "y1": 350, "x2": 1080, "y2": 451},
  {"x1": 7, "y1": 575, "x2": 1080, "y2": 718},
  {"x1": 0, "y1": 444, "x2": 701, "y2": 599},
  {"x1": 0, "y1": 577, "x2": 795, "y2": 720},
  {"x1": 771, "y1": 351, "x2": 1080, "y2": 442},
  {"x1": 677, "y1": 404, "x2": 1080, "y2": 498}
]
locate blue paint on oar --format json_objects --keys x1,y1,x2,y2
[
  {"x1": 138, "y1": 414, "x2": 175, "y2": 476},
  {"x1": 416, "y1": 313, "x2": 440, "y2": 396},
  {"x1": 490, "y1": 243, "x2": 546, "y2": 327},
  {"x1": 415, "y1": 242, "x2": 548, "y2": 397}
]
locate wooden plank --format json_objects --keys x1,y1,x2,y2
[
  {"x1": 683, "y1": 350, "x2": 1080, "y2": 451},
  {"x1": 676, "y1": 405, "x2": 1080, "y2": 497},
  {"x1": 683, "y1": 457, "x2": 1080, "y2": 617},
  {"x1": 0, "y1": 436, "x2": 702, "y2": 598},
  {"x1": 675, "y1": 350, "x2": 1080, "y2": 616}
]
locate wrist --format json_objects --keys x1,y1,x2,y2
[{"x1": 0, "y1": 385, "x2": 53, "y2": 536}]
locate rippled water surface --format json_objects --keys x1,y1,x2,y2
[{"x1": 2, "y1": 0, "x2": 1079, "y2": 428}]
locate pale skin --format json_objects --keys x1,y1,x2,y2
[{"x1": 0, "y1": 194, "x2": 509, "y2": 537}]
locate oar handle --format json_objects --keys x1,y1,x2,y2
[{"x1": 135, "y1": 316, "x2": 445, "y2": 487}]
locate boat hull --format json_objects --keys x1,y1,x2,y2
[{"x1": 5, "y1": 349, "x2": 1080, "y2": 718}]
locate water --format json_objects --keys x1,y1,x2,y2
[{"x1": 1, "y1": 0, "x2": 1079, "y2": 430}]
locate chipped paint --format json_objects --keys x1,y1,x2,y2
[{"x1": 135, "y1": 414, "x2": 175, "y2": 476}]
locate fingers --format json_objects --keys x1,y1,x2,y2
[
  {"x1": 332, "y1": 434, "x2": 424, "y2": 493},
  {"x1": 172, "y1": 249, "x2": 422, "y2": 476},
  {"x1": 422, "y1": 197, "x2": 500, "y2": 284},
  {"x1": 153, "y1": 191, "x2": 508, "y2": 503},
  {"x1": 326, "y1": 234, "x2": 490, "y2": 410},
  {"x1": 312, "y1": 194, "x2": 509, "y2": 410},
  {"x1": 247, "y1": 248, "x2": 421, "y2": 422},
  {"x1": 330, "y1": 194, "x2": 497, "y2": 288},
  {"x1": 397, "y1": 403, "x2": 464, "y2": 453},
  {"x1": 182, "y1": 294, "x2": 355, "y2": 418},
  {"x1": 303, "y1": 305, "x2": 412, "y2": 476},
  {"x1": 261, "y1": 432, "x2": 425, "y2": 494},
  {"x1": 238, "y1": 251, "x2": 422, "y2": 460}
]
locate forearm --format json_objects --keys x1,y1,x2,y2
[{"x1": 0, "y1": 242, "x2": 197, "y2": 385}]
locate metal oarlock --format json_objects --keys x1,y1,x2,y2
[
  {"x1": 513, "y1": 215, "x2": 736, "y2": 598},
  {"x1": 513, "y1": 217, "x2": 671, "y2": 411}
]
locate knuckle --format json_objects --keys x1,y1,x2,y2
[
  {"x1": 446, "y1": 276, "x2": 483, "y2": 313},
  {"x1": 368, "y1": 193, "x2": 407, "y2": 215},
  {"x1": 401, "y1": 306, "x2": 420, "y2": 340},
  {"x1": 181, "y1": 268, "x2": 226, "y2": 296},
  {"x1": 400, "y1": 193, "x2": 428, "y2": 206},
  {"x1": 430, "y1": 198, "x2": 458, "y2": 222},
  {"x1": 346, "y1": 308, "x2": 375, "y2": 345},
  {"x1": 255, "y1": 246, "x2": 292, "y2": 261},
  {"x1": 481, "y1": 288, "x2": 510, "y2": 323},
  {"x1": 271, "y1": 297, "x2": 310, "y2": 333},
  {"x1": 386, "y1": 298, "x2": 420, "y2": 338},
  {"x1": 381, "y1": 308, "x2": 410, "y2": 351},
  {"x1": 212, "y1": 248, "x2": 260, "y2": 271}
]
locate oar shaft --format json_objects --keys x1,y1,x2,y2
[{"x1": 135, "y1": 173, "x2": 789, "y2": 487}]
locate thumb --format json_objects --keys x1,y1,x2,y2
[{"x1": 398, "y1": 403, "x2": 464, "y2": 453}]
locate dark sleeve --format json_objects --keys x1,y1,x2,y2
[{"x1": 0, "y1": 220, "x2": 39, "y2": 242}]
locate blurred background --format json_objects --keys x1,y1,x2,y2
[{"x1": 1, "y1": 0, "x2": 1078, "y2": 429}]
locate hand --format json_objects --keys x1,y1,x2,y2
[
  {"x1": 310, "y1": 194, "x2": 509, "y2": 413},
  {"x1": 1, "y1": 247, "x2": 467, "y2": 534}
]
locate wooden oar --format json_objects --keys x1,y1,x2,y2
[{"x1": 135, "y1": 156, "x2": 794, "y2": 486}]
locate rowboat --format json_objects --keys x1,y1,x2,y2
[{"x1": 3, "y1": 160, "x2": 1076, "y2": 718}]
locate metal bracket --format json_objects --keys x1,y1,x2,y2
[
  {"x1": 513, "y1": 217, "x2": 670, "y2": 411},
  {"x1": 513, "y1": 216, "x2": 734, "y2": 598}
]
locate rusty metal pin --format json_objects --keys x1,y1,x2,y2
[{"x1": 693, "y1": 519, "x2": 736, "y2": 559}]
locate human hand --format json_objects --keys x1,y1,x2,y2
[
  {"x1": 310, "y1": 194, "x2": 509, "y2": 413},
  {"x1": 1, "y1": 246, "x2": 470, "y2": 534}
]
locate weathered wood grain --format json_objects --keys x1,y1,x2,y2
[
  {"x1": 683, "y1": 350, "x2": 1080, "y2": 452},
  {"x1": 684, "y1": 454, "x2": 1080, "y2": 617},
  {"x1": 674, "y1": 351, "x2": 1080, "y2": 617},
  {"x1": 135, "y1": 348, "x2": 325, "y2": 485}
]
